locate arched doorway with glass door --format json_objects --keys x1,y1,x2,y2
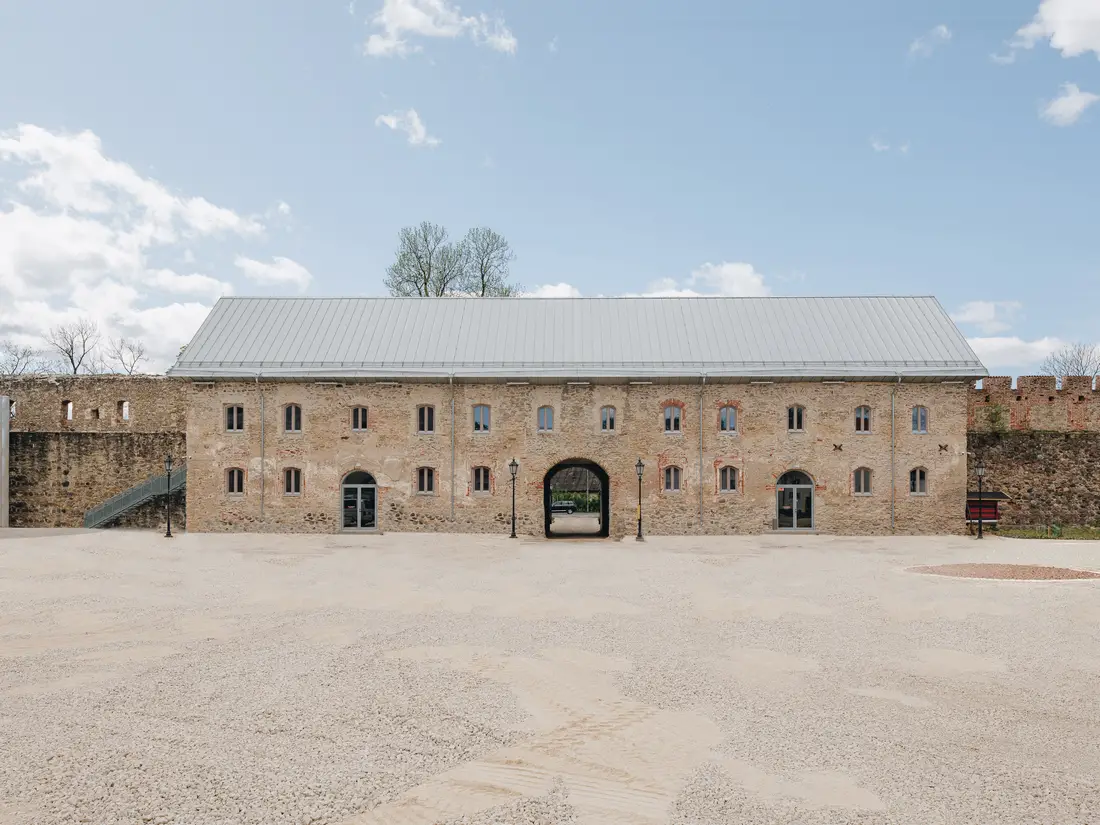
[
  {"x1": 342, "y1": 470, "x2": 378, "y2": 530},
  {"x1": 776, "y1": 470, "x2": 814, "y2": 530}
]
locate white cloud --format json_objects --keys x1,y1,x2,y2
[
  {"x1": 1013, "y1": 0, "x2": 1100, "y2": 59},
  {"x1": 967, "y1": 336, "x2": 1064, "y2": 369},
  {"x1": 234, "y1": 256, "x2": 312, "y2": 291},
  {"x1": 548, "y1": 37, "x2": 558, "y2": 53},
  {"x1": 275, "y1": 200, "x2": 292, "y2": 216},
  {"x1": 951, "y1": 301, "x2": 1023, "y2": 335},
  {"x1": 375, "y1": 109, "x2": 441, "y2": 147},
  {"x1": 909, "y1": 24, "x2": 952, "y2": 58},
  {"x1": 870, "y1": 136, "x2": 909, "y2": 155},
  {"x1": 0, "y1": 124, "x2": 292, "y2": 370},
  {"x1": 871, "y1": 137, "x2": 891, "y2": 153},
  {"x1": 363, "y1": 0, "x2": 517, "y2": 57},
  {"x1": 1040, "y1": 82, "x2": 1099, "y2": 125},
  {"x1": 632, "y1": 262, "x2": 772, "y2": 298},
  {"x1": 526, "y1": 283, "x2": 582, "y2": 298}
]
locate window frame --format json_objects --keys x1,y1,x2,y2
[
  {"x1": 473, "y1": 404, "x2": 491, "y2": 433},
  {"x1": 600, "y1": 405, "x2": 616, "y2": 432},
  {"x1": 283, "y1": 467, "x2": 302, "y2": 496},
  {"x1": 663, "y1": 465, "x2": 682, "y2": 492},
  {"x1": 119, "y1": 400, "x2": 131, "y2": 422},
  {"x1": 472, "y1": 466, "x2": 491, "y2": 494},
  {"x1": 537, "y1": 405, "x2": 554, "y2": 432},
  {"x1": 719, "y1": 465, "x2": 739, "y2": 493},
  {"x1": 855, "y1": 405, "x2": 871, "y2": 433},
  {"x1": 351, "y1": 406, "x2": 369, "y2": 432},
  {"x1": 787, "y1": 405, "x2": 805, "y2": 432},
  {"x1": 909, "y1": 467, "x2": 928, "y2": 495},
  {"x1": 417, "y1": 466, "x2": 436, "y2": 495},
  {"x1": 663, "y1": 405, "x2": 682, "y2": 434},
  {"x1": 227, "y1": 467, "x2": 245, "y2": 495},
  {"x1": 284, "y1": 403, "x2": 302, "y2": 433},
  {"x1": 417, "y1": 405, "x2": 435, "y2": 434},
  {"x1": 854, "y1": 467, "x2": 872, "y2": 496},
  {"x1": 719, "y1": 405, "x2": 738, "y2": 433},
  {"x1": 912, "y1": 406, "x2": 929, "y2": 434},
  {"x1": 225, "y1": 405, "x2": 245, "y2": 432}
]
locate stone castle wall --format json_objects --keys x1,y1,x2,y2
[{"x1": 183, "y1": 379, "x2": 968, "y2": 537}]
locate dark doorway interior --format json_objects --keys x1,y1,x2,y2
[
  {"x1": 776, "y1": 470, "x2": 813, "y2": 529},
  {"x1": 544, "y1": 459, "x2": 610, "y2": 538}
]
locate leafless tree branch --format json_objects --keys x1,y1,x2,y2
[
  {"x1": 384, "y1": 222, "x2": 467, "y2": 297},
  {"x1": 45, "y1": 319, "x2": 101, "y2": 375},
  {"x1": 107, "y1": 337, "x2": 148, "y2": 375},
  {"x1": 0, "y1": 340, "x2": 48, "y2": 377},
  {"x1": 460, "y1": 227, "x2": 520, "y2": 296},
  {"x1": 1039, "y1": 342, "x2": 1100, "y2": 378}
]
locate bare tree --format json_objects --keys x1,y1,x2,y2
[
  {"x1": 45, "y1": 319, "x2": 101, "y2": 375},
  {"x1": 460, "y1": 227, "x2": 520, "y2": 296},
  {"x1": 1039, "y1": 342, "x2": 1100, "y2": 378},
  {"x1": 384, "y1": 222, "x2": 468, "y2": 297},
  {"x1": 107, "y1": 337, "x2": 148, "y2": 375},
  {"x1": 0, "y1": 340, "x2": 47, "y2": 377}
]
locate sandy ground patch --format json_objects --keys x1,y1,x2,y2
[{"x1": 0, "y1": 531, "x2": 1098, "y2": 824}]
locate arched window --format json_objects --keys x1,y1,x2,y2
[
  {"x1": 227, "y1": 467, "x2": 245, "y2": 495},
  {"x1": 719, "y1": 406, "x2": 737, "y2": 432},
  {"x1": 417, "y1": 467, "x2": 435, "y2": 494},
  {"x1": 225, "y1": 405, "x2": 244, "y2": 431},
  {"x1": 473, "y1": 404, "x2": 491, "y2": 432},
  {"x1": 855, "y1": 406, "x2": 871, "y2": 433},
  {"x1": 472, "y1": 466, "x2": 491, "y2": 493},
  {"x1": 417, "y1": 405, "x2": 435, "y2": 434},
  {"x1": 352, "y1": 406, "x2": 368, "y2": 431},
  {"x1": 663, "y1": 465, "x2": 682, "y2": 491},
  {"x1": 787, "y1": 405, "x2": 805, "y2": 431},
  {"x1": 912, "y1": 406, "x2": 928, "y2": 434},
  {"x1": 537, "y1": 406, "x2": 554, "y2": 431},
  {"x1": 601, "y1": 406, "x2": 616, "y2": 432},
  {"x1": 854, "y1": 467, "x2": 872, "y2": 495},
  {"x1": 664, "y1": 406, "x2": 681, "y2": 433},
  {"x1": 909, "y1": 467, "x2": 928, "y2": 495},
  {"x1": 284, "y1": 467, "x2": 302, "y2": 495},
  {"x1": 284, "y1": 403, "x2": 302, "y2": 433},
  {"x1": 719, "y1": 466, "x2": 738, "y2": 492}
]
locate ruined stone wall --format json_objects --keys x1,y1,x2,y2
[
  {"x1": 0, "y1": 376, "x2": 188, "y2": 528},
  {"x1": 967, "y1": 376, "x2": 1100, "y2": 527},
  {"x1": 185, "y1": 379, "x2": 968, "y2": 536}
]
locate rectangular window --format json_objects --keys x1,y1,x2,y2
[
  {"x1": 912, "y1": 406, "x2": 928, "y2": 434},
  {"x1": 537, "y1": 406, "x2": 553, "y2": 431},
  {"x1": 719, "y1": 466, "x2": 738, "y2": 492},
  {"x1": 417, "y1": 405, "x2": 435, "y2": 434},
  {"x1": 664, "y1": 466, "x2": 681, "y2": 491},
  {"x1": 788, "y1": 406, "x2": 804, "y2": 431},
  {"x1": 284, "y1": 468, "x2": 301, "y2": 495},
  {"x1": 226, "y1": 405, "x2": 244, "y2": 431},
  {"x1": 119, "y1": 400, "x2": 130, "y2": 421},
  {"x1": 910, "y1": 468, "x2": 927, "y2": 494},
  {"x1": 352, "y1": 406, "x2": 368, "y2": 431},
  {"x1": 418, "y1": 467, "x2": 435, "y2": 494},
  {"x1": 601, "y1": 406, "x2": 616, "y2": 432},
  {"x1": 855, "y1": 406, "x2": 870, "y2": 433},
  {"x1": 854, "y1": 468, "x2": 872, "y2": 495},
  {"x1": 62, "y1": 400, "x2": 73, "y2": 421},
  {"x1": 227, "y1": 468, "x2": 244, "y2": 494},
  {"x1": 473, "y1": 404, "x2": 491, "y2": 432},
  {"x1": 720, "y1": 406, "x2": 737, "y2": 432},
  {"x1": 473, "y1": 466, "x2": 490, "y2": 493},
  {"x1": 664, "y1": 406, "x2": 681, "y2": 433}
]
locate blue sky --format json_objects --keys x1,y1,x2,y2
[{"x1": 0, "y1": 0, "x2": 1097, "y2": 372}]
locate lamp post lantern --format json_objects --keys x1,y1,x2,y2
[
  {"x1": 164, "y1": 454, "x2": 174, "y2": 539},
  {"x1": 975, "y1": 458, "x2": 986, "y2": 540},
  {"x1": 508, "y1": 458, "x2": 519, "y2": 538},
  {"x1": 635, "y1": 458, "x2": 645, "y2": 542}
]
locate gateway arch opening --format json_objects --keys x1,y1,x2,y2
[{"x1": 544, "y1": 460, "x2": 610, "y2": 538}]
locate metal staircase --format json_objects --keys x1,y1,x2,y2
[{"x1": 83, "y1": 463, "x2": 186, "y2": 528}]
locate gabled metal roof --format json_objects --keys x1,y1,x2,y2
[{"x1": 168, "y1": 296, "x2": 987, "y2": 381}]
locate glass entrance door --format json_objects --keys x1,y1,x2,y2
[
  {"x1": 776, "y1": 471, "x2": 814, "y2": 530},
  {"x1": 342, "y1": 484, "x2": 377, "y2": 529}
]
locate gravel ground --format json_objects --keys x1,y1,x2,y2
[
  {"x1": 910, "y1": 562, "x2": 1100, "y2": 579},
  {"x1": 1, "y1": 530, "x2": 1098, "y2": 825}
]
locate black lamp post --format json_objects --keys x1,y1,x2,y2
[
  {"x1": 164, "y1": 454, "x2": 173, "y2": 539},
  {"x1": 975, "y1": 458, "x2": 985, "y2": 540},
  {"x1": 635, "y1": 458, "x2": 645, "y2": 542},
  {"x1": 508, "y1": 458, "x2": 519, "y2": 538}
]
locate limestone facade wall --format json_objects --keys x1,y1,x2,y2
[{"x1": 184, "y1": 379, "x2": 968, "y2": 536}]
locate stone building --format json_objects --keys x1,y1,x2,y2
[{"x1": 155, "y1": 295, "x2": 985, "y2": 537}]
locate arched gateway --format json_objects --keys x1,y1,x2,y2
[
  {"x1": 543, "y1": 459, "x2": 610, "y2": 538},
  {"x1": 342, "y1": 471, "x2": 377, "y2": 530}
]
